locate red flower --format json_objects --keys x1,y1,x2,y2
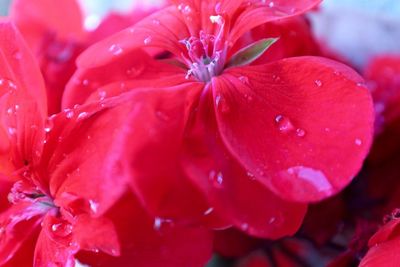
[
  {"x1": 63, "y1": 0, "x2": 374, "y2": 239},
  {"x1": 9, "y1": 0, "x2": 165, "y2": 115},
  {"x1": 0, "y1": 21, "x2": 211, "y2": 266},
  {"x1": 360, "y1": 211, "x2": 400, "y2": 267}
]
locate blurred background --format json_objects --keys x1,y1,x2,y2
[{"x1": 1, "y1": 0, "x2": 399, "y2": 68}]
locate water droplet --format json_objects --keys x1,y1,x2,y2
[
  {"x1": 144, "y1": 36, "x2": 152, "y2": 45},
  {"x1": 246, "y1": 171, "x2": 256, "y2": 180},
  {"x1": 89, "y1": 199, "x2": 99, "y2": 213},
  {"x1": 98, "y1": 90, "x2": 106, "y2": 100},
  {"x1": 240, "y1": 223, "x2": 249, "y2": 231},
  {"x1": 275, "y1": 115, "x2": 294, "y2": 133},
  {"x1": 238, "y1": 76, "x2": 249, "y2": 84},
  {"x1": 154, "y1": 217, "x2": 162, "y2": 230},
  {"x1": 355, "y1": 138, "x2": 362, "y2": 146},
  {"x1": 285, "y1": 166, "x2": 333, "y2": 193},
  {"x1": 109, "y1": 44, "x2": 123, "y2": 56},
  {"x1": 314, "y1": 80, "x2": 323, "y2": 87},
  {"x1": 209, "y1": 170, "x2": 224, "y2": 188},
  {"x1": 204, "y1": 207, "x2": 214, "y2": 216},
  {"x1": 6, "y1": 107, "x2": 13, "y2": 115},
  {"x1": 51, "y1": 222, "x2": 73, "y2": 237},
  {"x1": 77, "y1": 112, "x2": 88, "y2": 121},
  {"x1": 268, "y1": 217, "x2": 276, "y2": 224},
  {"x1": 296, "y1": 128, "x2": 306, "y2": 137},
  {"x1": 268, "y1": 1, "x2": 274, "y2": 8},
  {"x1": 153, "y1": 217, "x2": 173, "y2": 231},
  {"x1": 272, "y1": 75, "x2": 281, "y2": 82},
  {"x1": 91, "y1": 248, "x2": 100, "y2": 253},
  {"x1": 44, "y1": 118, "x2": 54, "y2": 133},
  {"x1": 64, "y1": 109, "x2": 74, "y2": 119},
  {"x1": 82, "y1": 79, "x2": 90, "y2": 86},
  {"x1": 0, "y1": 78, "x2": 18, "y2": 92},
  {"x1": 215, "y1": 95, "x2": 230, "y2": 113},
  {"x1": 152, "y1": 19, "x2": 160, "y2": 25},
  {"x1": 178, "y1": 4, "x2": 191, "y2": 14}
]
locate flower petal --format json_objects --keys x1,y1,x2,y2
[
  {"x1": 77, "y1": 6, "x2": 189, "y2": 69},
  {"x1": 10, "y1": 0, "x2": 85, "y2": 50},
  {"x1": 360, "y1": 236, "x2": 400, "y2": 267},
  {"x1": 121, "y1": 84, "x2": 214, "y2": 222},
  {"x1": 62, "y1": 51, "x2": 184, "y2": 109},
  {"x1": 0, "y1": 20, "x2": 47, "y2": 169},
  {"x1": 41, "y1": 99, "x2": 131, "y2": 215},
  {"x1": 182, "y1": 85, "x2": 307, "y2": 238},
  {"x1": 213, "y1": 57, "x2": 374, "y2": 202},
  {"x1": 0, "y1": 202, "x2": 43, "y2": 265},
  {"x1": 76, "y1": 193, "x2": 213, "y2": 267},
  {"x1": 73, "y1": 214, "x2": 120, "y2": 256},
  {"x1": 229, "y1": 0, "x2": 321, "y2": 44},
  {"x1": 34, "y1": 216, "x2": 76, "y2": 267}
]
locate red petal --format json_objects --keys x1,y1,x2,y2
[
  {"x1": 121, "y1": 84, "x2": 214, "y2": 222},
  {"x1": 76, "y1": 193, "x2": 213, "y2": 267},
  {"x1": 229, "y1": 0, "x2": 321, "y2": 44},
  {"x1": 73, "y1": 214, "x2": 120, "y2": 256},
  {"x1": 0, "y1": 202, "x2": 43, "y2": 265},
  {"x1": 10, "y1": 0, "x2": 85, "y2": 50},
  {"x1": 0, "y1": 20, "x2": 47, "y2": 169},
  {"x1": 39, "y1": 99, "x2": 131, "y2": 215},
  {"x1": 360, "y1": 237, "x2": 400, "y2": 267},
  {"x1": 62, "y1": 51, "x2": 184, "y2": 109},
  {"x1": 77, "y1": 6, "x2": 189, "y2": 69},
  {"x1": 183, "y1": 85, "x2": 307, "y2": 238},
  {"x1": 213, "y1": 57, "x2": 374, "y2": 202},
  {"x1": 34, "y1": 215, "x2": 76, "y2": 267}
]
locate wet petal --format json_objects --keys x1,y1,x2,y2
[
  {"x1": 182, "y1": 86, "x2": 307, "y2": 238},
  {"x1": 76, "y1": 193, "x2": 213, "y2": 267},
  {"x1": 213, "y1": 57, "x2": 374, "y2": 202}
]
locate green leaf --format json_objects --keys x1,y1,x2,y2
[{"x1": 226, "y1": 38, "x2": 278, "y2": 68}]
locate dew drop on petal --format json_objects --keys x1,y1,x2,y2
[
  {"x1": 7, "y1": 127, "x2": 16, "y2": 136},
  {"x1": 268, "y1": 217, "x2": 276, "y2": 224},
  {"x1": 98, "y1": 90, "x2": 107, "y2": 100},
  {"x1": 215, "y1": 95, "x2": 230, "y2": 113},
  {"x1": 51, "y1": 222, "x2": 73, "y2": 237},
  {"x1": 44, "y1": 118, "x2": 54, "y2": 133},
  {"x1": 153, "y1": 217, "x2": 162, "y2": 230},
  {"x1": 268, "y1": 1, "x2": 274, "y2": 8},
  {"x1": 77, "y1": 112, "x2": 88, "y2": 121},
  {"x1": 240, "y1": 223, "x2": 249, "y2": 231},
  {"x1": 275, "y1": 115, "x2": 294, "y2": 133},
  {"x1": 82, "y1": 79, "x2": 90, "y2": 86},
  {"x1": 144, "y1": 36, "x2": 152, "y2": 45},
  {"x1": 355, "y1": 138, "x2": 362, "y2": 146},
  {"x1": 238, "y1": 76, "x2": 249, "y2": 84},
  {"x1": 296, "y1": 128, "x2": 306, "y2": 137},
  {"x1": 152, "y1": 19, "x2": 160, "y2": 25},
  {"x1": 285, "y1": 166, "x2": 333, "y2": 193},
  {"x1": 89, "y1": 199, "x2": 99, "y2": 214},
  {"x1": 204, "y1": 207, "x2": 214, "y2": 216},
  {"x1": 109, "y1": 44, "x2": 124, "y2": 56},
  {"x1": 0, "y1": 78, "x2": 18, "y2": 92},
  {"x1": 314, "y1": 79, "x2": 323, "y2": 87},
  {"x1": 209, "y1": 170, "x2": 224, "y2": 188},
  {"x1": 64, "y1": 109, "x2": 74, "y2": 119}
]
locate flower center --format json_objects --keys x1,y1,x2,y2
[
  {"x1": 180, "y1": 15, "x2": 228, "y2": 82},
  {"x1": 8, "y1": 180, "x2": 55, "y2": 209}
]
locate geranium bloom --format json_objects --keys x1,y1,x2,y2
[
  {"x1": 0, "y1": 21, "x2": 211, "y2": 266},
  {"x1": 62, "y1": 0, "x2": 374, "y2": 239}
]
